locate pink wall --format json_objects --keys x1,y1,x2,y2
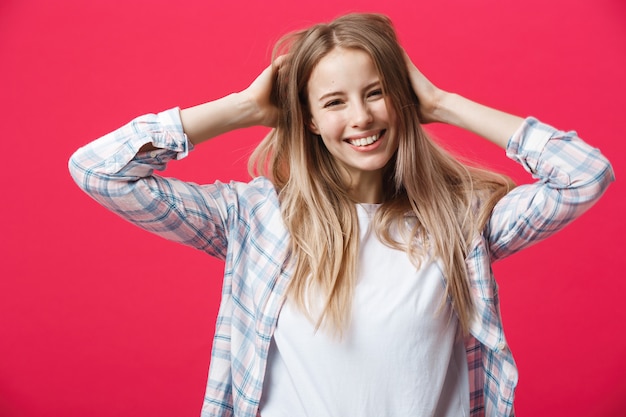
[{"x1": 1, "y1": 0, "x2": 624, "y2": 415}]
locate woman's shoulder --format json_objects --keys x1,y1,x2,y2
[
  {"x1": 229, "y1": 176, "x2": 289, "y2": 237},
  {"x1": 218, "y1": 176, "x2": 279, "y2": 202},
  {"x1": 464, "y1": 183, "x2": 512, "y2": 235}
]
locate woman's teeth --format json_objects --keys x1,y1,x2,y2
[{"x1": 349, "y1": 133, "x2": 380, "y2": 147}]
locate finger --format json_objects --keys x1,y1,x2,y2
[
  {"x1": 273, "y1": 54, "x2": 287, "y2": 67},
  {"x1": 272, "y1": 54, "x2": 290, "y2": 77},
  {"x1": 401, "y1": 48, "x2": 416, "y2": 69}
]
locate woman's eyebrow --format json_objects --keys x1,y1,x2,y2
[{"x1": 317, "y1": 81, "x2": 381, "y2": 102}]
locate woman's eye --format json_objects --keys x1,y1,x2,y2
[
  {"x1": 368, "y1": 89, "x2": 383, "y2": 98},
  {"x1": 324, "y1": 100, "x2": 342, "y2": 108}
]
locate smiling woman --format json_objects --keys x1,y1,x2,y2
[
  {"x1": 307, "y1": 47, "x2": 395, "y2": 202},
  {"x1": 68, "y1": 12, "x2": 614, "y2": 417}
]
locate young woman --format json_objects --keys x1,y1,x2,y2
[{"x1": 69, "y1": 13, "x2": 613, "y2": 417}]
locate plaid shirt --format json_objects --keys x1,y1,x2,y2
[{"x1": 69, "y1": 108, "x2": 613, "y2": 417}]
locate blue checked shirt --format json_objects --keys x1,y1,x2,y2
[{"x1": 69, "y1": 108, "x2": 613, "y2": 417}]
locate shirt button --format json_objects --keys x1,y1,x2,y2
[
  {"x1": 497, "y1": 342, "x2": 506, "y2": 351},
  {"x1": 149, "y1": 151, "x2": 159, "y2": 158}
]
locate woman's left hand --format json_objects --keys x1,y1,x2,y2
[
  {"x1": 404, "y1": 50, "x2": 523, "y2": 148},
  {"x1": 403, "y1": 51, "x2": 447, "y2": 124}
]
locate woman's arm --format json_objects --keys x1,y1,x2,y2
[
  {"x1": 404, "y1": 52, "x2": 522, "y2": 149},
  {"x1": 185, "y1": 59, "x2": 281, "y2": 143},
  {"x1": 140, "y1": 59, "x2": 281, "y2": 152},
  {"x1": 487, "y1": 120, "x2": 614, "y2": 260},
  {"x1": 69, "y1": 61, "x2": 282, "y2": 257},
  {"x1": 403, "y1": 53, "x2": 614, "y2": 258}
]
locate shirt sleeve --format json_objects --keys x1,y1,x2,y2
[
  {"x1": 68, "y1": 108, "x2": 232, "y2": 259},
  {"x1": 486, "y1": 117, "x2": 614, "y2": 261}
]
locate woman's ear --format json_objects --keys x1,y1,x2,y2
[{"x1": 308, "y1": 118, "x2": 320, "y2": 135}]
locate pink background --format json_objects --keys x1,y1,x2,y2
[{"x1": 1, "y1": 0, "x2": 625, "y2": 415}]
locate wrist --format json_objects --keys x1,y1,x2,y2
[
  {"x1": 430, "y1": 91, "x2": 460, "y2": 125},
  {"x1": 230, "y1": 92, "x2": 262, "y2": 128}
]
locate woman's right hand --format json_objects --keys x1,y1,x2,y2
[
  {"x1": 180, "y1": 57, "x2": 285, "y2": 145},
  {"x1": 239, "y1": 56, "x2": 285, "y2": 128}
]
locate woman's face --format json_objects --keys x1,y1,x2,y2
[{"x1": 307, "y1": 47, "x2": 397, "y2": 199}]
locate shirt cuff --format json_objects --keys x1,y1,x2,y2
[
  {"x1": 505, "y1": 117, "x2": 557, "y2": 175},
  {"x1": 146, "y1": 107, "x2": 193, "y2": 160}
]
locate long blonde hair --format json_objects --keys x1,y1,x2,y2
[{"x1": 249, "y1": 13, "x2": 514, "y2": 335}]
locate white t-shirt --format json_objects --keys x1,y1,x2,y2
[{"x1": 260, "y1": 204, "x2": 469, "y2": 417}]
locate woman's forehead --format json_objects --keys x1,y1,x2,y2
[{"x1": 307, "y1": 48, "x2": 380, "y2": 97}]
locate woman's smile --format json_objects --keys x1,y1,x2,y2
[
  {"x1": 307, "y1": 47, "x2": 397, "y2": 200},
  {"x1": 345, "y1": 129, "x2": 386, "y2": 149}
]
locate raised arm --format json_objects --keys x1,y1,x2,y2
[
  {"x1": 137, "y1": 60, "x2": 281, "y2": 155},
  {"x1": 182, "y1": 58, "x2": 282, "y2": 144},
  {"x1": 402, "y1": 52, "x2": 614, "y2": 259},
  {"x1": 69, "y1": 60, "x2": 283, "y2": 258},
  {"x1": 403, "y1": 52, "x2": 523, "y2": 148}
]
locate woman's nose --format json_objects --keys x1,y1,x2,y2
[{"x1": 350, "y1": 102, "x2": 373, "y2": 128}]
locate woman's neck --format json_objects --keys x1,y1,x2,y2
[{"x1": 345, "y1": 172, "x2": 384, "y2": 203}]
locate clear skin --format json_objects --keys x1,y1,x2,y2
[
  {"x1": 142, "y1": 48, "x2": 524, "y2": 203},
  {"x1": 307, "y1": 48, "x2": 397, "y2": 203}
]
